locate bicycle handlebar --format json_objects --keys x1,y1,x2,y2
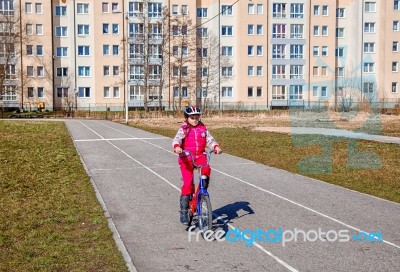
[{"x1": 180, "y1": 150, "x2": 214, "y2": 168}]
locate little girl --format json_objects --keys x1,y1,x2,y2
[{"x1": 172, "y1": 106, "x2": 222, "y2": 225}]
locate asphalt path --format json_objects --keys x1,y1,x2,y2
[{"x1": 65, "y1": 120, "x2": 400, "y2": 272}]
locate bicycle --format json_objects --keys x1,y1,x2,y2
[{"x1": 180, "y1": 150, "x2": 214, "y2": 235}]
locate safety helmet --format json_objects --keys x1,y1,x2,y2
[{"x1": 184, "y1": 106, "x2": 202, "y2": 118}]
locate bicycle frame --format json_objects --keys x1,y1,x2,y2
[{"x1": 180, "y1": 150, "x2": 214, "y2": 218}]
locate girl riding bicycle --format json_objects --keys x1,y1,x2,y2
[{"x1": 172, "y1": 106, "x2": 222, "y2": 225}]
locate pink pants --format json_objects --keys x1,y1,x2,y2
[{"x1": 179, "y1": 154, "x2": 211, "y2": 195}]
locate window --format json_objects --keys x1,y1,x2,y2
[
  {"x1": 256, "y1": 66, "x2": 263, "y2": 76},
  {"x1": 172, "y1": 25, "x2": 179, "y2": 36},
  {"x1": 104, "y1": 87, "x2": 110, "y2": 98},
  {"x1": 336, "y1": 28, "x2": 344, "y2": 38},
  {"x1": 394, "y1": 21, "x2": 399, "y2": 31},
  {"x1": 222, "y1": 87, "x2": 233, "y2": 97},
  {"x1": 1, "y1": 86, "x2": 17, "y2": 101},
  {"x1": 222, "y1": 5, "x2": 232, "y2": 15},
  {"x1": 112, "y1": 24, "x2": 119, "y2": 34},
  {"x1": 56, "y1": 87, "x2": 68, "y2": 98},
  {"x1": 257, "y1": 87, "x2": 262, "y2": 97},
  {"x1": 28, "y1": 87, "x2": 34, "y2": 98},
  {"x1": 248, "y1": 24, "x2": 254, "y2": 35},
  {"x1": 130, "y1": 44, "x2": 143, "y2": 58},
  {"x1": 364, "y1": 42, "x2": 375, "y2": 53},
  {"x1": 248, "y1": 45, "x2": 254, "y2": 56},
  {"x1": 78, "y1": 87, "x2": 91, "y2": 98},
  {"x1": 197, "y1": 8, "x2": 207, "y2": 17},
  {"x1": 365, "y1": 2, "x2": 376, "y2": 12},
  {"x1": 78, "y1": 46, "x2": 90, "y2": 56},
  {"x1": 103, "y1": 66, "x2": 110, "y2": 76},
  {"x1": 38, "y1": 87, "x2": 44, "y2": 98},
  {"x1": 37, "y1": 66, "x2": 44, "y2": 77},
  {"x1": 313, "y1": 25, "x2": 320, "y2": 36},
  {"x1": 290, "y1": 45, "x2": 303, "y2": 59},
  {"x1": 248, "y1": 87, "x2": 253, "y2": 97},
  {"x1": 222, "y1": 26, "x2": 233, "y2": 36},
  {"x1": 395, "y1": 0, "x2": 400, "y2": 10},
  {"x1": 4, "y1": 65, "x2": 16, "y2": 80},
  {"x1": 103, "y1": 23, "x2": 109, "y2": 34},
  {"x1": 291, "y1": 3, "x2": 304, "y2": 18},
  {"x1": 55, "y1": 26, "x2": 67, "y2": 37},
  {"x1": 336, "y1": 47, "x2": 344, "y2": 57},
  {"x1": 198, "y1": 48, "x2": 207, "y2": 58},
  {"x1": 182, "y1": 25, "x2": 188, "y2": 36},
  {"x1": 129, "y1": 2, "x2": 143, "y2": 17},
  {"x1": 322, "y1": 5, "x2": 328, "y2": 15},
  {"x1": 56, "y1": 47, "x2": 67, "y2": 57},
  {"x1": 313, "y1": 5, "x2": 319, "y2": 15},
  {"x1": 197, "y1": 28, "x2": 208, "y2": 38},
  {"x1": 272, "y1": 85, "x2": 286, "y2": 100},
  {"x1": 313, "y1": 66, "x2": 319, "y2": 76},
  {"x1": 35, "y1": 3, "x2": 42, "y2": 13},
  {"x1": 35, "y1": 24, "x2": 43, "y2": 35},
  {"x1": 313, "y1": 86, "x2": 319, "y2": 97},
  {"x1": 272, "y1": 44, "x2": 285, "y2": 59},
  {"x1": 290, "y1": 85, "x2": 303, "y2": 100},
  {"x1": 26, "y1": 45, "x2": 33, "y2": 56},
  {"x1": 26, "y1": 24, "x2": 33, "y2": 35},
  {"x1": 248, "y1": 4, "x2": 254, "y2": 14},
  {"x1": 172, "y1": 5, "x2": 178, "y2": 15},
  {"x1": 313, "y1": 46, "x2": 319, "y2": 56},
  {"x1": 113, "y1": 87, "x2": 120, "y2": 98},
  {"x1": 363, "y1": 82, "x2": 375, "y2": 93},
  {"x1": 337, "y1": 8, "x2": 345, "y2": 18},
  {"x1": 101, "y1": 3, "x2": 110, "y2": 13},
  {"x1": 112, "y1": 3, "x2": 118, "y2": 12},
  {"x1": 222, "y1": 46, "x2": 233, "y2": 56},
  {"x1": 55, "y1": 6, "x2": 67, "y2": 16},
  {"x1": 130, "y1": 65, "x2": 144, "y2": 79},
  {"x1": 148, "y1": 3, "x2": 162, "y2": 18},
  {"x1": 336, "y1": 67, "x2": 344, "y2": 77},
  {"x1": 257, "y1": 4, "x2": 263, "y2": 14},
  {"x1": 113, "y1": 66, "x2": 119, "y2": 75},
  {"x1": 200, "y1": 67, "x2": 208, "y2": 77},
  {"x1": 272, "y1": 65, "x2": 285, "y2": 79},
  {"x1": 321, "y1": 86, "x2": 328, "y2": 97},
  {"x1": 248, "y1": 66, "x2": 254, "y2": 76},
  {"x1": 181, "y1": 5, "x2": 188, "y2": 15},
  {"x1": 78, "y1": 24, "x2": 90, "y2": 35},
  {"x1": 78, "y1": 66, "x2": 90, "y2": 77},
  {"x1": 322, "y1": 46, "x2": 328, "y2": 56},
  {"x1": 290, "y1": 65, "x2": 303, "y2": 79},
  {"x1": 272, "y1": 24, "x2": 286, "y2": 38},
  {"x1": 222, "y1": 67, "x2": 233, "y2": 77},
  {"x1": 364, "y1": 22, "x2": 375, "y2": 33},
  {"x1": 27, "y1": 66, "x2": 34, "y2": 77},
  {"x1": 77, "y1": 3, "x2": 89, "y2": 14},
  {"x1": 257, "y1": 25, "x2": 263, "y2": 35},
  {"x1": 113, "y1": 45, "x2": 119, "y2": 55},
  {"x1": 321, "y1": 66, "x2": 327, "y2": 76},
  {"x1": 363, "y1": 62, "x2": 375, "y2": 72},
  {"x1": 393, "y1": 41, "x2": 399, "y2": 52},
  {"x1": 37, "y1": 45, "x2": 43, "y2": 56},
  {"x1": 103, "y1": 44, "x2": 110, "y2": 55},
  {"x1": 322, "y1": 25, "x2": 328, "y2": 36},
  {"x1": 256, "y1": 46, "x2": 263, "y2": 56},
  {"x1": 392, "y1": 62, "x2": 398, "y2": 72},
  {"x1": 392, "y1": 82, "x2": 398, "y2": 93},
  {"x1": 25, "y1": 2, "x2": 32, "y2": 13},
  {"x1": 56, "y1": 67, "x2": 68, "y2": 77},
  {"x1": 273, "y1": 3, "x2": 286, "y2": 18},
  {"x1": 291, "y1": 24, "x2": 303, "y2": 38}
]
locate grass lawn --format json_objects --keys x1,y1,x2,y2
[
  {"x1": 132, "y1": 124, "x2": 400, "y2": 204},
  {"x1": 0, "y1": 121, "x2": 127, "y2": 272}
]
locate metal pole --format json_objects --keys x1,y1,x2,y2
[{"x1": 125, "y1": 14, "x2": 129, "y2": 124}]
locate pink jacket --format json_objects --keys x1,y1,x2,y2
[{"x1": 172, "y1": 121, "x2": 219, "y2": 155}]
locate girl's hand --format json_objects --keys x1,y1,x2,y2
[
  {"x1": 174, "y1": 147, "x2": 183, "y2": 153},
  {"x1": 214, "y1": 146, "x2": 222, "y2": 154}
]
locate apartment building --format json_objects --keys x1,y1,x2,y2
[{"x1": 0, "y1": 0, "x2": 398, "y2": 111}]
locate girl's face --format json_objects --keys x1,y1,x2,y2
[{"x1": 187, "y1": 115, "x2": 200, "y2": 126}]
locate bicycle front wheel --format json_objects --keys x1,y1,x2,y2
[{"x1": 198, "y1": 195, "x2": 213, "y2": 234}]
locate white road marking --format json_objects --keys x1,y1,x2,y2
[{"x1": 74, "y1": 137, "x2": 165, "y2": 142}]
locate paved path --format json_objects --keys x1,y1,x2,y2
[{"x1": 64, "y1": 120, "x2": 400, "y2": 272}]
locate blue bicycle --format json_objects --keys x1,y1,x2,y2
[{"x1": 181, "y1": 150, "x2": 214, "y2": 234}]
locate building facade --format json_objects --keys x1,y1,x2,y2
[{"x1": 0, "y1": 0, "x2": 398, "y2": 111}]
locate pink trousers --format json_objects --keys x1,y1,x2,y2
[{"x1": 179, "y1": 154, "x2": 211, "y2": 195}]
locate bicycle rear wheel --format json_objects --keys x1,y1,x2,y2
[{"x1": 198, "y1": 195, "x2": 212, "y2": 234}]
